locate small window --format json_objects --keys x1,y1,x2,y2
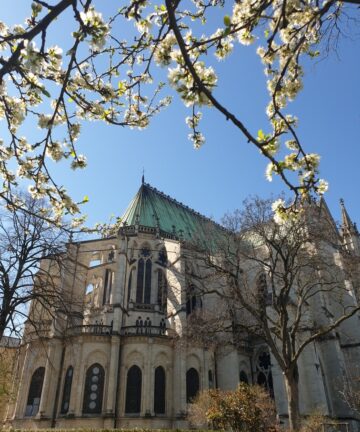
[
  {"x1": 256, "y1": 351, "x2": 274, "y2": 398},
  {"x1": 186, "y1": 368, "x2": 199, "y2": 403},
  {"x1": 25, "y1": 367, "x2": 45, "y2": 417},
  {"x1": 103, "y1": 269, "x2": 114, "y2": 304},
  {"x1": 158, "y1": 248, "x2": 167, "y2": 266},
  {"x1": 208, "y1": 370, "x2": 214, "y2": 388},
  {"x1": 127, "y1": 271, "x2": 133, "y2": 303},
  {"x1": 186, "y1": 284, "x2": 202, "y2": 316},
  {"x1": 86, "y1": 283, "x2": 94, "y2": 295},
  {"x1": 82, "y1": 363, "x2": 105, "y2": 414},
  {"x1": 154, "y1": 366, "x2": 166, "y2": 414},
  {"x1": 239, "y1": 370, "x2": 249, "y2": 384},
  {"x1": 61, "y1": 366, "x2": 73, "y2": 414},
  {"x1": 125, "y1": 365, "x2": 142, "y2": 414},
  {"x1": 108, "y1": 245, "x2": 116, "y2": 262}
]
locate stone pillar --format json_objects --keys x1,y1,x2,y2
[
  {"x1": 13, "y1": 345, "x2": 31, "y2": 418},
  {"x1": 74, "y1": 340, "x2": 85, "y2": 416},
  {"x1": 173, "y1": 343, "x2": 186, "y2": 416},
  {"x1": 144, "y1": 339, "x2": 153, "y2": 415},
  {"x1": 68, "y1": 340, "x2": 83, "y2": 416},
  {"x1": 105, "y1": 336, "x2": 121, "y2": 415},
  {"x1": 38, "y1": 340, "x2": 59, "y2": 418},
  {"x1": 166, "y1": 363, "x2": 173, "y2": 418},
  {"x1": 112, "y1": 237, "x2": 127, "y2": 332}
]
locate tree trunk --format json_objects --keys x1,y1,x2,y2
[{"x1": 284, "y1": 370, "x2": 300, "y2": 431}]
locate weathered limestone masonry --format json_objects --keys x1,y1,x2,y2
[{"x1": 5, "y1": 183, "x2": 360, "y2": 430}]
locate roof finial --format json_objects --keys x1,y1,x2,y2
[{"x1": 142, "y1": 168, "x2": 145, "y2": 185}]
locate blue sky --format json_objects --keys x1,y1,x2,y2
[{"x1": 1, "y1": 2, "x2": 359, "y2": 230}]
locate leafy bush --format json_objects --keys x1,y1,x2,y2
[{"x1": 188, "y1": 383, "x2": 279, "y2": 431}]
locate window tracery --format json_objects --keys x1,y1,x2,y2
[
  {"x1": 136, "y1": 246, "x2": 152, "y2": 304},
  {"x1": 82, "y1": 363, "x2": 104, "y2": 414},
  {"x1": 25, "y1": 367, "x2": 45, "y2": 417},
  {"x1": 60, "y1": 366, "x2": 73, "y2": 414}
]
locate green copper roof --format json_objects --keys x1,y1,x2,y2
[{"x1": 121, "y1": 182, "x2": 224, "y2": 242}]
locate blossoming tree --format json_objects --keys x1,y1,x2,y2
[{"x1": 0, "y1": 0, "x2": 357, "y2": 223}]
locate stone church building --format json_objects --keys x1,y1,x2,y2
[{"x1": 5, "y1": 182, "x2": 360, "y2": 430}]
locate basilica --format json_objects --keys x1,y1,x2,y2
[{"x1": 5, "y1": 182, "x2": 360, "y2": 430}]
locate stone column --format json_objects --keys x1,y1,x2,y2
[
  {"x1": 112, "y1": 237, "x2": 127, "y2": 332},
  {"x1": 38, "y1": 339, "x2": 60, "y2": 418},
  {"x1": 173, "y1": 343, "x2": 186, "y2": 416},
  {"x1": 13, "y1": 344, "x2": 31, "y2": 418},
  {"x1": 105, "y1": 336, "x2": 121, "y2": 415},
  {"x1": 68, "y1": 339, "x2": 83, "y2": 416},
  {"x1": 74, "y1": 340, "x2": 85, "y2": 416},
  {"x1": 143, "y1": 339, "x2": 153, "y2": 415}
]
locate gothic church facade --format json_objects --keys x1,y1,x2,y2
[{"x1": 5, "y1": 183, "x2": 360, "y2": 430}]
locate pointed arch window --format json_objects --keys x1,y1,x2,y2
[
  {"x1": 103, "y1": 269, "x2": 114, "y2": 305},
  {"x1": 154, "y1": 366, "x2": 166, "y2": 414},
  {"x1": 186, "y1": 368, "x2": 199, "y2": 403},
  {"x1": 60, "y1": 366, "x2": 73, "y2": 414},
  {"x1": 82, "y1": 363, "x2": 105, "y2": 414},
  {"x1": 256, "y1": 273, "x2": 272, "y2": 306},
  {"x1": 128, "y1": 270, "x2": 133, "y2": 304},
  {"x1": 208, "y1": 370, "x2": 214, "y2": 388},
  {"x1": 125, "y1": 365, "x2": 142, "y2": 414},
  {"x1": 186, "y1": 284, "x2": 202, "y2": 316},
  {"x1": 136, "y1": 247, "x2": 152, "y2": 304},
  {"x1": 256, "y1": 351, "x2": 274, "y2": 398},
  {"x1": 239, "y1": 370, "x2": 249, "y2": 384},
  {"x1": 25, "y1": 367, "x2": 45, "y2": 417},
  {"x1": 157, "y1": 270, "x2": 167, "y2": 312},
  {"x1": 158, "y1": 248, "x2": 167, "y2": 267}
]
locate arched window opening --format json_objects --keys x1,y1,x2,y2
[
  {"x1": 154, "y1": 366, "x2": 166, "y2": 414},
  {"x1": 60, "y1": 366, "x2": 73, "y2": 414},
  {"x1": 127, "y1": 270, "x2": 133, "y2": 304},
  {"x1": 82, "y1": 363, "x2": 105, "y2": 414},
  {"x1": 25, "y1": 367, "x2": 45, "y2": 417},
  {"x1": 158, "y1": 248, "x2": 167, "y2": 267},
  {"x1": 86, "y1": 283, "x2": 94, "y2": 295},
  {"x1": 125, "y1": 365, "x2": 142, "y2": 414},
  {"x1": 256, "y1": 351, "x2": 274, "y2": 398},
  {"x1": 89, "y1": 253, "x2": 101, "y2": 268},
  {"x1": 208, "y1": 370, "x2": 214, "y2": 388},
  {"x1": 256, "y1": 273, "x2": 272, "y2": 306},
  {"x1": 239, "y1": 370, "x2": 249, "y2": 384},
  {"x1": 319, "y1": 359, "x2": 332, "y2": 415},
  {"x1": 186, "y1": 285, "x2": 202, "y2": 316},
  {"x1": 103, "y1": 269, "x2": 114, "y2": 305},
  {"x1": 108, "y1": 245, "x2": 116, "y2": 262},
  {"x1": 136, "y1": 247, "x2": 152, "y2": 304},
  {"x1": 157, "y1": 270, "x2": 167, "y2": 312},
  {"x1": 186, "y1": 368, "x2": 199, "y2": 403}
]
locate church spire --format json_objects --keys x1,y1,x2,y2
[
  {"x1": 340, "y1": 198, "x2": 360, "y2": 254},
  {"x1": 340, "y1": 198, "x2": 357, "y2": 233}
]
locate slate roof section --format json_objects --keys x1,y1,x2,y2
[{"x1": 121, "y1": 182, "x2": 224, "y2": 242}]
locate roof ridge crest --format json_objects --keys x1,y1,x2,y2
[{"x1": 143, "y1": 182, "x2": 225, "y2": 230}]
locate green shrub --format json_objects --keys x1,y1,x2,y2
[{"x1": 188, "y1": 383, "x2": 279, "y2": 432}]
